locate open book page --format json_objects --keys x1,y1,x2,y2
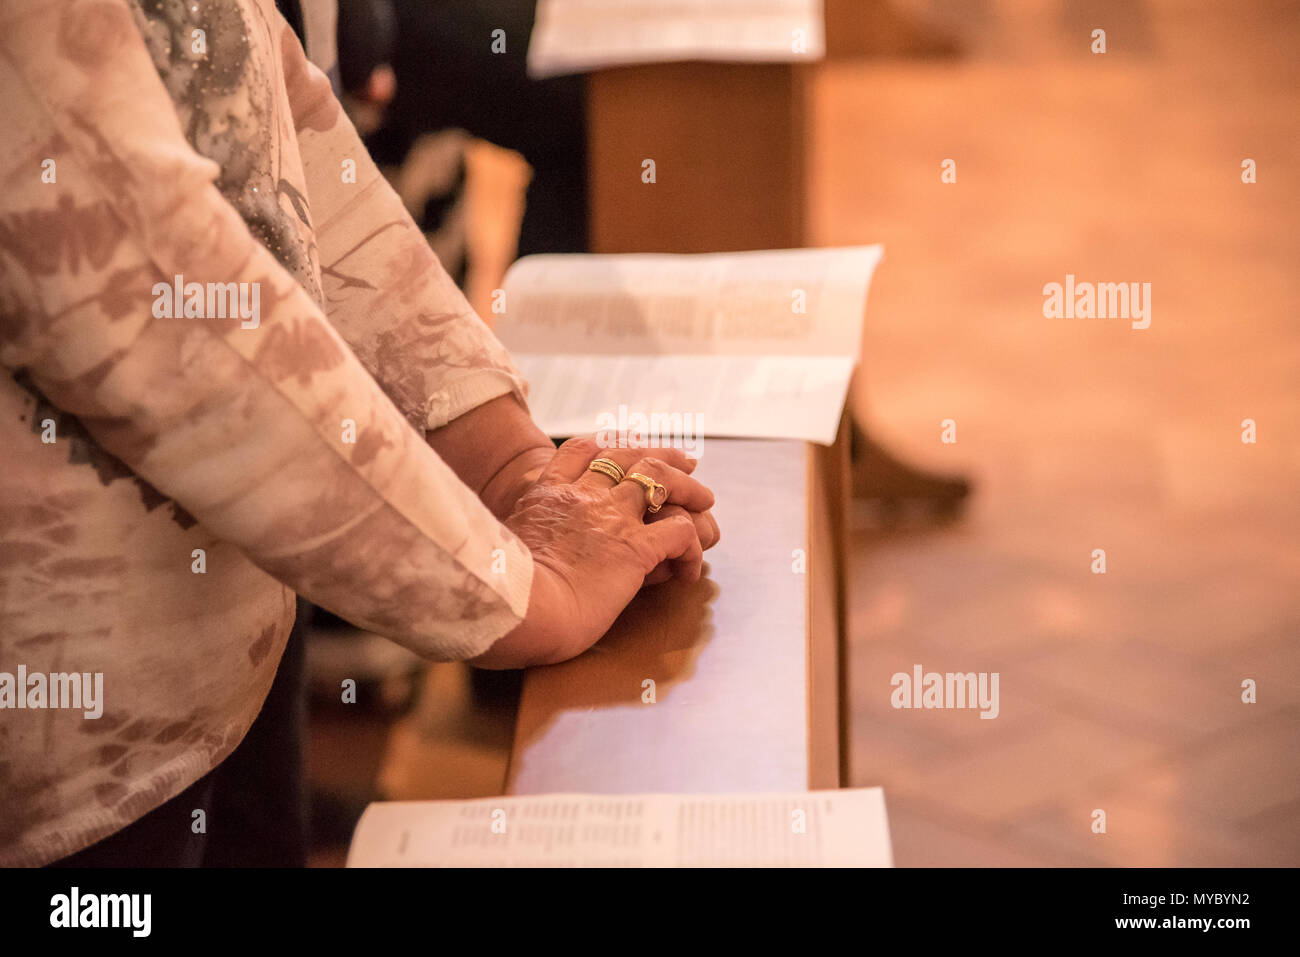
[
  {"x1": 510, "y1": 353, "x2": 854, "y2": 445},
  {"x1": 527, "y1": 0, "x2": 825, "y2": 79},
  {"x1": 347, "y1": 788, "x2": 892, "y2": 867},
  {"x1": 495, "y1": 246, "x2": 883, "y2": 444}
]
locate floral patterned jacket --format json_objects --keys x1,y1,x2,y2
[{"x1": 0, "y1": 0, "x2": 534, "y2": 865}]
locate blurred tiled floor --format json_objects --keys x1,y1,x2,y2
[{"x1": 824, "y1": 1, "x2": 1300, "y2": 865}]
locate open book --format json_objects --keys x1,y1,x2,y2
[
  {"x1": 347, "y1": 788, "x2": 892, "y2": 867},
  {"x1": 494, "y1": 246, "x2": 883, "y2": 445},
  {"x1": 527, "y1": 0, "x2": 826, "y2": 79}
]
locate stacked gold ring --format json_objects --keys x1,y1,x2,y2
[
  {"x1": 623, "y1": 472, "x2": 669, "y2": 513},
  {"x1": 586, "y1": 457, "x2": 626, "y2": 483}
]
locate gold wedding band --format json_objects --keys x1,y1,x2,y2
[
  {"x1": 623, "y1": 472, "x2": 668, "y2": 514},
  {"x1": 587, "y1": 457, "x2": 626, "y2": 483}
]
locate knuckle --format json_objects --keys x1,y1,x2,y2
[{"x1": 563, "y1": 435, "x2": 598, "y2": 453}]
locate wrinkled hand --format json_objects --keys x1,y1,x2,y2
[{"x1": 471, "y1": 436, "x2": 720, "y2": 668}]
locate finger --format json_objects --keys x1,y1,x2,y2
[
  {"x1": 574, "y1": 449, "x2": 631, "y2": 488},
  {"x1": 630, "y1": 444, "x2": 698, "y2": 475},
  {"x1": 648, "y1": 507, "x2": 720, "y2": 551},
  {"x1": 636, "y1": 504, "x2": 695, "y2": 566},
  {"x1": 637, "y1": 505, "x2": 703, "y2": 583},
  {"x1": 575, "y1": 444, "x2": 698, "y2": 489},
  {"x1": 537, "y1": 435, "x2": 600, "y2": 485},
  {"x1": 644, "y1": 562, "x2": 674, "y2": 586},
  {"x1": 587, "y1": 442, "x2": 698, "y2": 475},
  {"x1": 663, "y1": 507, "x2": 705, "y2": 582},
  {"x1": 611, "y1": 457, "x2": 716, "y2": 515},
  {"x1": 696, "y1": 509, "x2": 720, "y2": 550},
  {"x1": 671, "y1": 532, "x2": 705, "y2": 583},
  {"x1": 576, "y1": 455, "x2": 625, "y2": 488}
]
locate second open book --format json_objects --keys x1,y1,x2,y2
[
  {"x1": 493, "y1": 245, "x2": 883, "y2": 446},
  {"x1": 348, "y1": 788, "x2": 892, "y2": 867}
]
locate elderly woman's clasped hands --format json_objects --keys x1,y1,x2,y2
[{"x1": 471, "y1": 436, "x2": 720, "y2": 668}]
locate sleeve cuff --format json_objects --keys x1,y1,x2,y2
[{"x1": 425, "y1": 368, "x2": 529, "y2": 432}]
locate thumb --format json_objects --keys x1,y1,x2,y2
[{"x1": 637, "y1": 505, "x2": 704, "y2": 582}]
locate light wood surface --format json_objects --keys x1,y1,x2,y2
[
  {"x1": 508, "y1": 438, "x2": 842, "y2": 795},
  {"x1": 376, "y1": 437, "x2": 845, "y2": 805},
  {"x1": 580, "y1": 48, "x2": 859, "y2": 787},
  {"x1": 807, "y1": 414, "x2": 851, "y2": 788}
]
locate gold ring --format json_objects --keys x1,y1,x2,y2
[
  {"x1": 587, "y1": 457, "x2": 626, "y2": 483},
  {"x1": 623, "y1": 472, "x2": 668, "y2": 514}
]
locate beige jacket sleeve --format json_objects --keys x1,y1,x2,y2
[
  {"x1": 279, "y1": 27, "x2": 529, "y2": 434},
  {"x1": 0, "y1": 0, "x2": 532, "y2": 660}
]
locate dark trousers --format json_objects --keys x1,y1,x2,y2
[
  {"x1": 51, "y1": 605, "x2": 309, "y2": 868},
  {"x1": 368, "y1": 0, "x2": 589, "y2": 257}
]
